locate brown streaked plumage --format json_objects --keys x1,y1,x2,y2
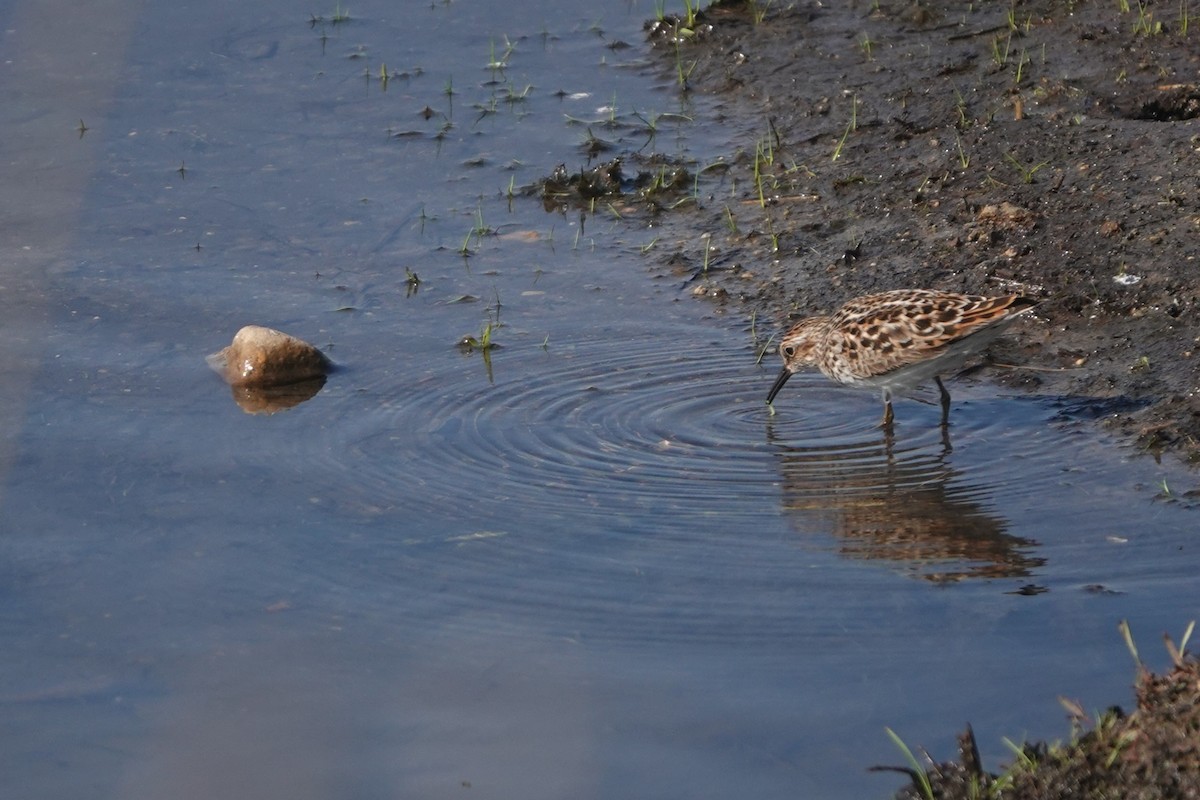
[{"x1": 766, "y1": 289, "x2": 1038, "y2": 427}]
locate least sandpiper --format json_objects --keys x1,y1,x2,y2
[{"x1": 766, "y1": 289, "x2": 1037, "y2": 427}]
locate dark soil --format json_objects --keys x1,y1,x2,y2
[
  {"x1": 879, "y1": 643, "x2": 1200, "y2": 800},
  {"x1": 637, "y1": 0, "x2": 1200, "y2": 463}
]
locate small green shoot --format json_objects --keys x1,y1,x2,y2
[
  {"x1": 749, "y1": 0, "x2": 775, "y2": 24},
  {"x1": 884, "y1": 728, "x2": 934, "y2": 800},
  {"x1": 1132, "y1": 1, "x2": 1163, "y2": 33},
  {"x1": 1118, "y1": 619, "x2": 1142, "y2": 668},
  {"x1": 1004, "y1": 151, "x2": 1049, "y2": 183},
  {"x1": 487, "y1": 35, "x2": 516, "y2": 71},
  {"x1": 724, "y1": 205, "x2": 739, "y2": 234},
  {"x1": 751, "y1": 137, "x2": 777, "y2": 207},
  {"x1": 992, "y1": 32, "x2": 1012, "y2": 67},
  {"x1": 681, "y1": 0, "x2": 701, "y2": 28},
  {"x1": 1014, "y1": 49, "x2": 1029, "y2": 85},
  {"x1": 459, "y1": 319, "x2": 500, "y2": 383},
  {"x1": 955, "y1": 134, "x2": 970, "y2": 169},
  {"x1": 1001, "y1": 736, "x2": 1038, "y2": 769},
  {"x1": 755, "y1": 334, "x2": 776, "y2": 366},
  {"x1": 404, "y1": 267, "x2": 421, "y2": 296},
  {"x1": 859, "y1": 33, "x2": 874, "y2": 61},
  {"x1": 954, "y1": 88, "x2": 969, "y2": 128},
  {"x1": 1180, "y1": 620, "x2": 1196, "y2": 654},
  {"x1": 674, "y1": 42, "x2": 698, "y2": 87},
  {"x1": 831, "y1": 93, "x2": 858, "y2": 162}
]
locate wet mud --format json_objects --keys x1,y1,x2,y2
[{"x1": 638, "y1": 0, "x2": 1200, "y2": 462}]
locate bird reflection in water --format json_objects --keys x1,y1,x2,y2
[{"x1": 768, "y1": 424, "x2": 1044, "y2": 583}]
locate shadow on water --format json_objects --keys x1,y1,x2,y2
[{"x1": 768, "y1": 422, "x2": 1044, "y2": 583}]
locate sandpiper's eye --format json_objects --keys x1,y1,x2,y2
[{"x1": 782, "y1": 345, "x2": 796, "y2": 358}]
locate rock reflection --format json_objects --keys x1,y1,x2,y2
[
  {"x1": 227, "y1": 376, "x2": 327, "y2": 414},
  {"x1": 769, "y1": 427, "x2": 1043, "y2": 582}
]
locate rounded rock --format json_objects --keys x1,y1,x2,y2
[{"x1": 207, "y1": 325, "x2": 332, "y2": 388}]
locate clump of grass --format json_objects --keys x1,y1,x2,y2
[
  {"x1": 749, "y1": 0, "x2": 775, "y2": 24},
  {"x1": 486, "y1": 35, "x2": 516, "y2": 71},
  {"x1": 674, "y1": 41, "x2": 698, "y2": 87},
  {"x1": 1132, "y1": 0, "x2": 1164, "y2": 33},
  {"x1": 878, "y1": 621, "x2": 1200, "y2": 798},
  {"x1": 1004, "y1": 151, "x2": 1049, "y2": 183},
  {"x1": 991, "y1": 32, "x2": 1012, "y2": 67},
  {"x1": 654, "y1": 0, "x2": 702, "y2": 28},
  {"x1": 459, "y1": 319, "x2": 498, "y2": 351},
  {"x1": 458, "y1": 203, "x2": 495, "y2": 256},
  {"x1": 953, "y1": 88, "x2": 970, "y2": 129}
]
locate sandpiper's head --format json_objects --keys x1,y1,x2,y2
[{"x1": 766, "y1": 316, "x2": 827, "y2": 405}]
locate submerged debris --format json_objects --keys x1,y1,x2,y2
[{"x1": 536, "y1": 156, "x2": 696, "y2": 213}]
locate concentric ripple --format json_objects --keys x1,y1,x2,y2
[
  {"x1": 323, "y1": 331, "x2": 794, "y2": 524},
  {"x1": 206, "y1": 322, "x2": 1195, "y2": 645}
]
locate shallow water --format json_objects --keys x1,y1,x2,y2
[{"x1": 2, "y1": 1, "x2": 1198, "y2": 798}]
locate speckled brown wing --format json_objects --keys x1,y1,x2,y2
[{"x1": 816, "y1": 290, "x2": 1032, "y2": 382}]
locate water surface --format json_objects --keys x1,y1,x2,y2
[{"x1": 1, "y1": 1, "x2": 1197, "y2": 798}]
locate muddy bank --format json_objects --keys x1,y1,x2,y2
[
  {"x1": 641, "y1": 0, "x2": 1200, "y2": 462},
  {"x1": 881, "y1": 630, "x2": 1200, "y2": 800}
]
